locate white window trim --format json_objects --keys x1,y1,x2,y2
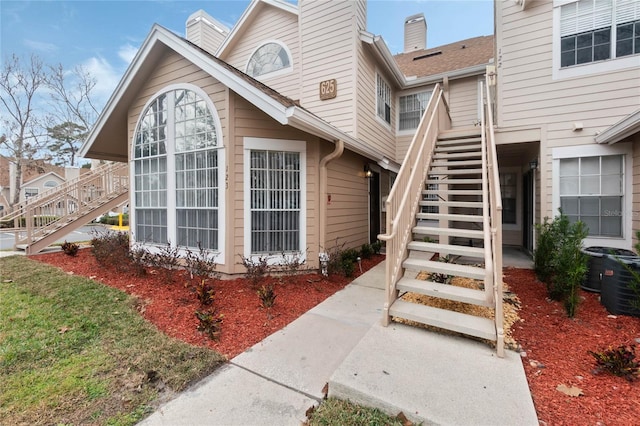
[
  {"x1": 243, "y1": 137, "x2": 306, "y2": 265},
  {"x1": 500, "y1": 167, "x2": 522, "y2": 232},
  {"x1": 375, "y1": 71, "x2": 392, "y2": 129},
  {"x1": 396, "y1": 86, "x2": 434, "y2": 135},
  {"x1": 552, "y1": 0, "x2": 640, "y2": 80},
  {"x1": 245, "y1": 39, "x2": 293, "y2": 80},
  {"x1": 551, "y1": 142, "x2": 632, "y2": 249},
  {"x1": 43, "y1": 180, "x2": 58, "y2": 188},
  {"x1": 24, "y1": 187, "x2": 39, "y2": 197},
  {"x1": 129, "y1": 83, "x2": 226, "y2": 264}
]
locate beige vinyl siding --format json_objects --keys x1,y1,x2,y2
[
  {"x1": 299, "y1": 0, "x2": 361, "y2": 135},
  {"x1": 355, "y1": 46, "x2": 397, "y2": 161},
  {"x1": 448, "y1": 76, "x2": 480, "y2": 129},
  {"x1": 325, "y1": 149, "x2": 369, "y2": 249},
  {"x1": 497, "y1": 1, "x2": 640, "y2": 231},
  {"x1": 395, "y1": 134, "x2": 413, "y2": 164},
  {"x1": 221, "y1": 5, "x2": 300, "y2": 100},
  {"x1": 231, "y1": 93, "x2": 320, "y2": 273}
]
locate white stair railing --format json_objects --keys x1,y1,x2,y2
[{"x1": 378, "y1": 83, "x2": 451, "y2": 325}]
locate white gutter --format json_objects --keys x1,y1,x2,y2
[{"x1": 318, "y1": 140, "x2": 344, "y2": 252}]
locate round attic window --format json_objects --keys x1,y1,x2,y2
[{"x1": 246, "y1": 42, "x2": 291, "y2": 78}]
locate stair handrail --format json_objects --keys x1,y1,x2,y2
[
  {"x1": 378, "y1": 83, "x2": 451, "y2": 325},
  {"x1": 482, "y1": 71, "x2": 504, "y2": 357},
  {"x1": 0, "y1": 162, "x2": 124, "y2": 223},
  {"x1": 12, "y1": 162, "x2": 129, "y2": 247}
]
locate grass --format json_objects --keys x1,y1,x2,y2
[
  {"x1": 0, "y1": 255, "x2": 225, "y2": 426},
  {"x1": 307, "y1": 398, "x2": 405, "y2": 426}
]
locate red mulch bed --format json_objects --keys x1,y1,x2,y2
[
  {"x1": 30, "y1": 248, "x2": 384, "y2": 360},
  {"x1": 30, "y1": 251, "x2": 640, "y2": 423},
  {"x1": 505, "y1": 268, "x2": 640, "y2": 426}
]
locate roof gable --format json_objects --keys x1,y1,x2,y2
[{"x1": 216, "y1": 0, "x2": 298, "y2": 58}]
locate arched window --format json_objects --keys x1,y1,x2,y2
[
  {"x1": 43, "y1": 180, "x2": 58, "y2": 188},
  {"x1": 132, "y1": 86, "x2": 224, "y2": 257},
  {"x1": 246, "y1": 41, "x2": 292, "y2": 78}
]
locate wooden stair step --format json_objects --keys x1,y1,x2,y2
[
  {"x1": 425, "y1": 178, "x2": 483, "y2": 185},
  {"x1": 437, "y1": 129, "x2": 481, "y2": 140},
  {"x1": 402, "y1": 257, "x2": 486, "y2": 279},
  {"x1": 416, "y1": 212, "x2": 483, "y2": 222},
  {"x1": 431, "y1": 159, "x2": 483, "y2": 167},
  {"x1": 422, "y1": 189, "x2": 482, "y2": 196},
  {"x1": 428, "y1": 169, "x2": 483, "y2": 175},
  {"x1": 412, "y1": 225, "x2": 484, "y2": 240},
  {"x1": 408, "y1": 241, "x2": 486, "y2": 258},
  {"x1": 418, "y1": 200, "x2": 483, "y2": 208},
  {"x1": 434, "y1": 144, "x2": 481, "y2": 153},
  {"x1": 436, "y1": 137, "x2": 482, "y2": 146},
  {"x1": 389, "y1": 299, "x2": 496, "y2": 341},
  {"x1": 433, "y1": 152, "x2": 482, "y2": 160},
  {"x1": 397, "y1": 276, "x2": 491, "y2": 307}
]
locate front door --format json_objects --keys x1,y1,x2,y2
[
  {"x1": 522, "y1": 170, "x2": 534, "y2": 253},
  {"x1": 369, "y1": 171, "x2": 380, "y2": 243}
]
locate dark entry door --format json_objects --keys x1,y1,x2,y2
[
  {"x1": 369, "y1": 171, "x2": 380, "y2": 243},
  {"x1": 522, "y1": 170, "x2": 534, "y2": 253}
]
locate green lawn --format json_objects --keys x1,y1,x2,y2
[{"x1": 0, "y1": 255, "x2": 224, "y2": 425}]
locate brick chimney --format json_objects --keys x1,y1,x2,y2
[{"x1": 404, "y1": 13, "x2": 427, "y2": 53}]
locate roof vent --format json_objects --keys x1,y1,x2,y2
[{"x1": 413, "y1": 51, "x2": 442, "y2": 61}]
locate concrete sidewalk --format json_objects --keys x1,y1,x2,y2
[{"x1": 139, "y1": 260, "x2": 537, "y2": 425}]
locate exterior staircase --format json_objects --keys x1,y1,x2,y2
[
  {"x1": 379, "y1": 77, "x2": 504, "y2": 356},
  {"x1": 0, "y1": 162, "x2": 129, "y2": 254}
]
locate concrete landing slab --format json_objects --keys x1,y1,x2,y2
[
  {"x1": 329, "y1": 322, "x2": 538, "y2": 426},
  {"x1": 139, "y1": 363, "x2": 315, "y2": 426}
]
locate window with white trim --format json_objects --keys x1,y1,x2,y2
[
  {"x1": 560, "y1": 0, "x2": 640, "y2": 68},
  {"x1": 376, "y1": 73, "x2": 391, "y2": 125},
  {"x1": 25, "y1": 188, "x2": 38, "y2": 198},
  {"x1": 43, "y1": 180, "x2": 58, "y2": 188},
  {"x1": 559, "y1": 155, "x2": 623, "y2": 236},
  {"x1": 133, "y1": 87, "x2": 223, "y2": 252},
  {"x1": 244, "y1": 138, "x2": 306, "y2": 258},
  {"x1": 246, "y1": 41, "x2": 291, "y2": 78},
  {"x1": 399, "y1": 91, "x2": 432, "y2": 131}
]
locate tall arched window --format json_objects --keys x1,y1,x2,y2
[
  {"x1": 133, "y1": 86, "x2": 224, "y2": 256},
  {"x1": 246, "y1": 41, "x2": 292, "y2": 78}
]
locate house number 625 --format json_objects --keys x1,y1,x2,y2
[{"x1": 319, "y1": 79, "x2": 337, "y2": 100}]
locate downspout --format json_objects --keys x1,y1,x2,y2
[{"x1": 319, "y1": 139, "x2": 344, "y2": 273}]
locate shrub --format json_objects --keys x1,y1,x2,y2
[
  {"x1": 371, "y1": 240, "x2": 382, "y2": 255},
  {"x1": 534, "y1": 211, "x2": 588, "y2": 317},
  {"x1": 239, "y1": 254, "x2": 271, "y2": 288},
  {"x1": 195, "y1": 279, "x2": 215, "y2": 306},
  {"x1": 91, "y1": 230, "x2": 146, "y2": 276},
  {"x1": 146, "y1": 242, "x2": 182, "y2": 284},
  {"x1": 257, "y1": 284, "x2": 276, "y2": 308},
  {"x1": 61, "y1": 240, "x2": 79, "y2": 256},
  {"x1": 589, "y1": 344, "x2": 639, "y2": 381},
  {"x1": 360, "y1": 243, "x2": 374, "y2": 259},
  {"x1": 184, "y1": 244, "x2": 219, "y2": 282},
  {"x1": 278, "y1": 250, "x2": 307, "y2": 277},
  {"x1": 195, "y1": 309, "x2": 223, "y2": 340}
]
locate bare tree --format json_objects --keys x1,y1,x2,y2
[
  {"x1": 48, "y1": 63, "x2": 99, "y2": 130},
  {"x1": 0, "y1": 54, "x2": 50, "y2": 206}
]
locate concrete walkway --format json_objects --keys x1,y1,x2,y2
[{"x1": 139, "y1": 259, "x2": 537, "y2": 426}]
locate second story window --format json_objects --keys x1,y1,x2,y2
[
  {"x1": 398, "y1": 91, "x2": 432, "y2": 131},
  {"x1": 246, "y1": 41, "x2": 291, "y2": 78},
  {"x1": 376, "y1": 73, "x2": 391, "y2": 125},
  {"x1": 560, "y1": 0, "x2": 640, "y2": 68}
]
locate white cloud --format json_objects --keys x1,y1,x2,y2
[
  {"x1": 118, "y1": 44, "x2": 138, "y2": 65},
  {"x1": 24, "y1": 39, "x2": 58, "y2": 53},
  {"x1": 81, "y1": 56, "x2": 122, "y2": 107}
]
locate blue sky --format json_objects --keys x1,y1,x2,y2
[{"x1": 1, "y1": 0, "x2": 493, "y2": 107}]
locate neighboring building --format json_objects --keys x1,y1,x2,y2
[
  {"x1": 0, "y1": 157, "x2": 85, "y2": 212},
  {"x1": 495, "y1": 0, "x2": 640, "y2": 251},
  {"x1": 80, "y1": 0, "x2": 494, "y2": 275}
]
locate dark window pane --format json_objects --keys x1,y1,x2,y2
[
  {"x1": 561, "y1": 51, "x2": 576, "y2": 67},
  {"x1": 617, "y1": 23, "x2": 633, "y2": 40},
  {"x1": 561, "y1": 36, "x2": 576, "y2": 52},
  {"x1": 594, "y1": 28, "x2": 611, "y2": 45},
  {"x1": 594, "y1": 44, "x2": 610, "y2": 61},
  {"x1": 635, "y1": 37, "x2": 640, "y2": 53},
  {"x1": 577, "y1": 33, "x2": 592, "y2": 48},
  {"x1": 635, "y1": 22, "x2": 640, "y2": 36},
  {"x1": 576, "y1": 47, "x2": 592, "y2": 64},
  {"x1": 617, "y1": 39, "x2": 633, "y2": 57}
]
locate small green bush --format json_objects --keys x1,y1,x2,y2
[
  {"x1": 257, "y1": 284, "x2": 276, "y2": 308},
  {"x1": 195, "y1": 309, "x2": 223, "y2": 340},
  {"x1": 90, "y1": 230, "x2": 146, "y2": 276},
  {"x1": 360, "y1": 243, "x2": 374, "y2": 259},
  {"x1": 371, "y1": 240, "x2": 382, "y2": 255}
]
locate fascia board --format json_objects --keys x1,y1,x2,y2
[{"x1": 595, "y1": 108, "x2": 640, "y2": 145}]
